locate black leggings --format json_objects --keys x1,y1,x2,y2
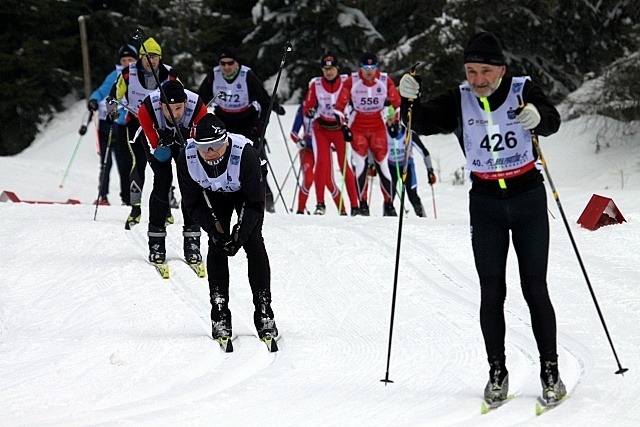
[
  {"x1": 206, "y1": 195, "x2": 271, "y2": 305},
  {"x1": 389, "y1": 162, "x2": 424, "y2": 215},
  {"x1": 470, "y1": 183, "x2": 557, "y2": 363},
  {"x1": 143, "y1": 140, "x2": 196, "y2": 229}
]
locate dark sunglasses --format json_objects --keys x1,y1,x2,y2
[{"x1": 219, "y1": 60, "x2": 235, "y2": 66}]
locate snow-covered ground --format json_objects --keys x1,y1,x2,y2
[{"x1": 0, "y1": 100, "x2": 639, "y2": 426}]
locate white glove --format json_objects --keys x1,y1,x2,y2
[
  {"x1": 515, "y1": 103, "x2": 541, "y2": 130},
  {"x1": 399, "y1": 74, "x2": 420, "y2": 99}
]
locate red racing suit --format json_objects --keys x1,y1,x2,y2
[
  {"x1": 303, "y1": 75, "x2": 358, "y2": 211},
  {"x1": 334, "y1": 70, "x2": 401, "y2": 203}
]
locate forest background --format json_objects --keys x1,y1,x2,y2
[{"x1": 1, "y1": 0, "x2": 639, "y2": 155}]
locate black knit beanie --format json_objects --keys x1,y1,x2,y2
[
  {"x1": 160, "y1": 80, "x2": 187, "y2": 104},
  {"x1": 463, "y1": 32, "x2": 505, "y2": 66}
]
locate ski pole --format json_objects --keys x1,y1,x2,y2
[
  {"x1": 273, "y1": 150, "x2": 300, "y2": 205},
  {"x1": 93, "y1": 124, "x2": 115, "y2": 220},
  {"x1": 205, "y1": 91, "x2": 228, "y2": 110},
  {"x1": 289, "y1": 163, "x2": 301, "y2": 213},
  {"x1": 253, "y1": 41, "x2": 293, "y2": 213},
  {"x1": 381, "y1": 64, "x2": 419, "y2": 385},
  {"x1": 276, "y1": 114, "x2": 304, "y2": 196},
  {"x1": 338, "y1": 140, "x2": 350, "y2": 215},
  {"x1": 256, "y1": 41, "x2": 293, "y2": 156},
  {"x1": 263, "y1": 155, "x2": 288, "y2": 213},
  {"x1": 430, "y1": 184, "x2": 437, "y2": 219},
  {"x1": 60, "y1": 112, "x2": 93, "y2": 188},
  {"x1": 106, "y1": 96, "x2": 138, "y2": 118},
  {"x1": 517, "y1": 96, "x2": 628, "y2": 376},
  {"x1": 367, "y1": 163, "x2": 374, "y2": 206}
]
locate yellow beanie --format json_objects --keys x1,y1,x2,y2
[{"x1": 140, "y1": 37, "x2": 162, "y2": 57}]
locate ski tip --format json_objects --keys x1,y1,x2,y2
[
  {"x1": 481, "y1": 394, "x2": 514, "y2": 413},
  {"x1": 217, "y1": 337, "x2": 233, "y2": 353},
  {"x1": 262, "y1": 336, "x2": 278, "y2": 352},
  {"x1": 152, "y1": 263, "x2": 170, "y2": 279},
  {"x1": 480, "y1": 402, "x2": 489, "y2": 415},
  {"x1": 535, "y1": 402, "x2": 543, "y2": 416}
]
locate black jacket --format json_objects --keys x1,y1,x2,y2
[
  {"x1": 197, "y1": 66, "x2": 280, "y2": 130},
  {"x1": 401, "y1": 75, "x2": 560, "y2": 196},
  {"x1": 176, "y1": 138, "x2": 264, "y2": 242}
]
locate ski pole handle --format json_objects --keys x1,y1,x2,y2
[{"x1": 78, "y1": 112, "x2": 92, "y2": 135}]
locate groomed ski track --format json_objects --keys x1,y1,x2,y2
[{"x1": 1, "y1": 102, "x2": 639, "y2": 426}]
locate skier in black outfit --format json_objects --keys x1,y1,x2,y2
[
  {"x1": 398, "y1": 31, "x2": 566, "y2": 405},
  {"x1": 176, "y1": 113, "x2": 278, "y2": 344},
  {"x1": 137, "y1": 80, "x2": 209, "y2": 265},
  {"x1": 197, "y1": 47, "x2": 285, "y2": 213}
]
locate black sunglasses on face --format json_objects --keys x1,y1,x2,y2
[{"x1": 219, "y1": 60, "x2": 235, "y2": 66}]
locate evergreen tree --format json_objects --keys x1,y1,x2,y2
[
  {"x1": 1, "y1": 0, "x2": 638, "y2": 155},
  {"x1": 0, "y1": 0, "x2": 89, "y2": 155}
]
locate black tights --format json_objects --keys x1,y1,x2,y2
[{"x1": 470, "y1": 184, "x2": 557, "y2": 363}]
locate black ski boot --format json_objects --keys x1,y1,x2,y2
[
  {"x1": 540, "y1": 360, "x2": 566, "y2": 405},
  {"x1": 125, "y1": 203, "x2": 142, "y2": 230},
  {"x1": 314, "y1": 203, "x2": 326, "y2": 215},
  {"x1": 484, "y1": 358, "x2": 509, "y2": 404},
  {"x1": 169, "y1": 186, "x2": 179, "y2": 209},
  {"x1": 183, "y1": 225, "x2": 202, "y2": 264},
  {"x1": 211, "y1": 293, "x2": 232, "y2": 340},
  {"x1": 414, "y1": 203, "x2": 426, "y2": 217},
  {"x1": 265, "y1": 185, "x2": 276, "y2": 213},
  {"x1": 358, "y1": 200, "x2": 370, "y2": 216},
  {"x1": 254, "y1": 293, "x2": 278, "y2": 340},
  {"x1": 383, "y1": 202, "x2": 398, "y2": 217},
  {"x1": 148, "y1": 224, "x2": 167, "y2": 264}
]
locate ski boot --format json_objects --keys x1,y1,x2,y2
[
  {"x1": 125, "y1": 203, "x2": 141, "y2": 230},
  {"x1": 540, "y1": 360, "x2": 567, "y2": 405},
  {"x1": 183, "y1": 225, "x2": 202, "y2": 264},
  {"x1": 358, "y1": 200, "x2": 370, "y2": 216},
  {"x1": 383, "y1": 202, "x2": 398, "y2": 217},
  {"x1": 484, "y1": 359, "x2": 509, "y2": 405},
  {"x1": 314, "y1": 203, "x2": 326, "y2": 215},
  {"x1": 211, "y1": 293, "x2": 233, "y2": 350},
  {"x1": 414, "y1": 203, "x2": 426, "y2": 218},
  {"x1": 148, "y1": 224, "x2": 167, "y2": 264},
  {"x1": 254, "y1": 293, "x2": 278, "y2": 340},
  {"x1": 169, "y1": 186, "x2": 179, "y2": 209},
  {"x1": 265, "y1": 186, "x2": 276, "y2": 213}
]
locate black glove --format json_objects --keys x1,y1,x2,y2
[
  {"x1": 88, "y1": 99, "x2": 99, "y2": 112},
  {"x1": 222, "y1": 240, "x2": 241, "y2": 257},
  {"x1": 222, "y1": 223, "x2": 242, "y2": 256},
  {"x1": 157, "y1": 129, "x2": 176, "y2": 147},
  {"x1": 341, "y1": 125, "x2": 353, "y2": 143},
  {"x1": 388, "y1": 122, "x2": 399, "y2": 138},
  {"x1": 305, "y1": 108, "x2": 316, "y2": 119},
  {"x1": 253, "y1": 121, "x2": 264, "y2": 137},
  {"x1": 276, "y1": 105, "x2": 286, "y2": 115},
  {"x1": 210, "y1": 224, "x2": 231, "y2": 249}
]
